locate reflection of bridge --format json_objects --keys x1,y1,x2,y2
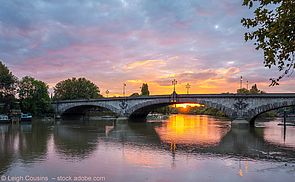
[
  {"x1": 51, "y1": 120, "x2": 295, "y2": 161},
  {"x1": 53, "y1": 93, "x2": 295, "y2": 126},
  {"x1": 1, "y1": 120, "x2": 295, "y2": 173}
]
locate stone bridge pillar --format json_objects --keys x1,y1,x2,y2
[
  {"x1": 52, "y1": 103, "x2": 62, "y2": 119},
  {"x1": 231, "y1": 98, "x2": 251, "y2": 128}
]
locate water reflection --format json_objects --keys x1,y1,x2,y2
[
  {"x1": 154, "y1": 115, "x2": 231, "y2": 146},
  {"x1": 259, "y1": 118, "x2": 295, "y2": 147},
  {"x1": 0, "y1": 124, "x2": 49, "y2": 174},
  {"x1": 238, "y1": 160, "x2": 249, "y2": 177},
  {"x1": 53, "y1": 121, "x2": 115, "y2": 160},
  {"x1": 0, "y1": 115, "x2": 295, "y2": 181}
]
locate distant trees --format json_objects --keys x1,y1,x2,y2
[
  {"x1": 236, "y1": 88, "x2": 249, "y2": 94},
  {"x1": 141, "y1": 83, "x2": 150, "y2": 96},
  {"x1": 0, "y1": 61, "x2": 17, "y2": 100},
  {"x1": 192, "y1": 106, "x2": 226, "y2": 117},
  {"x1": 0, "y1": 60, "x2": 105, "y2": 115},
  {"x1": 159, "y1": 105, "x2": 227, "y2": 117},
  {"x1": 151, "y1": 106, "x2": 171, "y2": 115},
  {"x1": 237, "y1": 84, "x2": 265, "y2": 94},
  {"x1": 54, "y1": 77, "x2": 101, "y2": 100},
  {"x1": 129, "y1": 93, "x2": 140, "y2": 97},
  {"x1": 18, "y1": 76, "x2": 52, "y2": 115},
  {"x1": 249, "y1": 84, "x2": 265, "y2": 94}
]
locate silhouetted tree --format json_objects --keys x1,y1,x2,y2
[
  {"x1": 18, "y1": 76, "x2": 52, "y2": 115},
  {"x1": 0, "y1": 60, "x2": 17, "y2": 113},
  {"x1": 249, "y1": 84, "x2": 261, "y2": 94},
  {"x1": 237, "y1": 88, "x2": 250, "y2": 94},
  {"x1": 141, "y1": 83, "x2": 150, "y2": 96},
  {"x1": 237, "y1": 84, "x2": 265, "y2": 94},
  {"x1": 129, "y1": 93, "x2": 139, "y2": 97},
  {"x1": 54, "y1": 77, "x2": 101, "y2": 100}
]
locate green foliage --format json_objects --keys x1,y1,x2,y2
[
  {"x1": 141, "y1": 83, "x2": 150, "y2": 96},
  {"x1": 0, "y1": 61, "x2": 17, "y2": 113},
  {"x1": 190, "y1": 106, "x2": 227, "y2": 117},
  {"x1": 241, "y1": 0, "x2": 295, "y2": 86},
  {"x1": 249, "y1": 84, "x2": 260, "y2": 94},
  {"x1": 54, "y1": 77, "x2": 101, "y2": 100},
  {"x1": 18, "y1": 76, "x2": 52, "y2": 115},
  {"x1": 155, "y1": 105, "x2": 227, "y2": 117},
  {"x1": 0, "y1": 60, "x2": 17, "y2": 101},
  {"x1": 259, "y1": 111, "x2": 277, "y2": 118},
  {"x1": 237, "y1": 84, "x2": 265, "y2": 94},
  {"x1": 237, "y1": 88, "x2": 250, "y2": 94},
  {"x1": 152, "y1": 106, "x2": 171, "y2": 114}
]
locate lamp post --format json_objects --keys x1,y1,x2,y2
[
  {"x1": 240, "y1": 76, "x2": 243, "y2": 89},
  {"x1": 246, "y1": 81, "x2": 249, "y2": 90},
  {"x1": 106, "y1": 90, "x2": 109, "y2": 98},
  {"x1": 123, "y1": 83, "x2": 126, "y2": 97},
  {"x1": 172, "y1": 79, "x2": 177, "y2": 93},
  {"x1": 185, "y1": 83, "x2": 191, "y2": 94}
]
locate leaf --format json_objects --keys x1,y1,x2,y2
[{"x1": 241, "y1": 0, "x2": 295, "y2": 86}]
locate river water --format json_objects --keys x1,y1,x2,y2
[{"x1": 1, "y1": 114, "x2": 295, "y2": 182}]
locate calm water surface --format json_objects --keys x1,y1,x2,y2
[{"x1": 1, "y1": 115, "x2": 295, "y2": 182}]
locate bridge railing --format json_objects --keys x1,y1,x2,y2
[{"x1": 52, "y1": 93, "x2": 295, "y2": 103}]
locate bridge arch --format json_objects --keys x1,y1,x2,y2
[
  {"x1": 126, "y1": 98, "x2": 237, "y2": 120},
  {"x1": 57, "y1": 102, "x2": 122, "y2": 116},
  {"x1": 247, "y1": 100, "x2": 295, "y2": 123}
]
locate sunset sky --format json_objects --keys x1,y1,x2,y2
[{"x1": 0, "y1": 0, "x2": 294, "y2": 96}]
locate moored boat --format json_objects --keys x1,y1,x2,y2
[
  {"x1": 0, "y1": 114, "x2": 10, "y2": 123},
  {"x1": 21, "y1": 113, "x2": 32, "y2": 122},
  {"x1": 278, "y1": 122, "x2": 295, "y2": 126},
  {"x1": 147, "y1": 113, "x2": 169, "y2": 120}
]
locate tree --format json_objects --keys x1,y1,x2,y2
[
  {"x1": 249, "y1": 84, "x2": 261, "y2": 94},
  {"x1": 54, "y1": 77, "x2": 101, "y2": 100},
  {"x1": 0, "y1": 61, "x2": 17, "y2": 99},
  {"x1": 0, "y1": 60, "x2": 17, "y2": 113},
  {"x1": 237, "y1": 88, "x2": 250, "y2": 94},
  {"x1": 140, "y1": 83, "x2": 150, "y2": 96},
  {"x1": 237, "y1": 84, "x2": 265, "y2": 94},
  {"x1": 241, "y1": 0, "x2": 295, "y2": 86},
  {"x1": 129, "y1": 93, "x2": 140, "y2": 97},
  {"x1": 18, "y1": 76, "x2": 52, "y2": 115}
]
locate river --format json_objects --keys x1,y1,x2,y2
[{"x1": 1, "y1": 114, "x2": 295, "y2": 182}]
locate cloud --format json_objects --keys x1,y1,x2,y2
[
  {"x1": 0, "y1": 0, "x2": 294, "y2": 95},
  {"x1": 124, "y1": 59, "x2": 166, "y2": 70},
  {"x1": 153, "y1": 67, "x2": 240, "y2": 86}
]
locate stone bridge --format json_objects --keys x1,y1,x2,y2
[{"x1": 53, "y1": 93, "x2": 295, "y2": 126}]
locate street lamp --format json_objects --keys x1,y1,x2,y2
[
  {"x1": 185, "y1": 83, "x2": 191, "y2": 94},
  {"x1": 123, "y1": 83, "x2": 126, "y2": 97},
  {"x1": 240, "y1": 76, "x2": 243, "y2": 89},
  {"x1": 172, "y1": 79, "x2": 177, "y2": 93},
  {"x1": 106, "y1": 90, "x2": 109, "y2": 98},
  {"x1": 246, "y1": 81, "x2": 249, "y2": 90}
]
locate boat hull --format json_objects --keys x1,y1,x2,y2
[
  {"x1": 21, "y1": 118, "x2": 32, "y2": 122},
  {"x1": 0, "y1": 119, "x2": 11, "y2": 124}
]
